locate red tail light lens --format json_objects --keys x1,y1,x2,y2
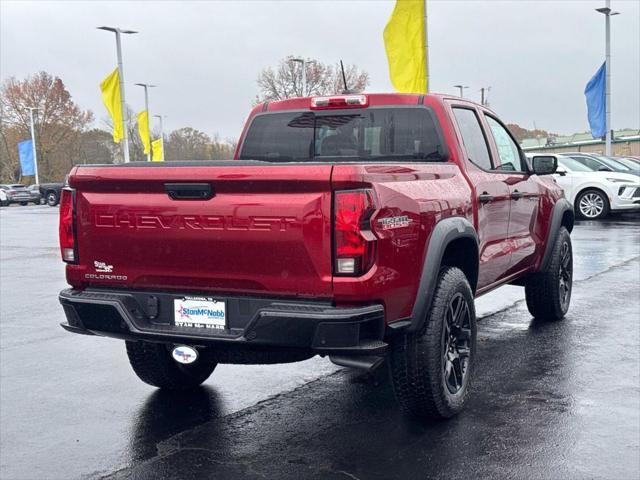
[
  {"x1": 334, "y1": 189, "x2": 377, "y2": 275},
  {"x1": 59, "y1": 188, "x2": 77, "y2": 263}
]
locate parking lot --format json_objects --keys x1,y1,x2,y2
[{"x1": 1, "y1": 205, "x2": 639, "y2": 480}]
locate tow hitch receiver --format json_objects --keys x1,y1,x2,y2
[{"x1": 172, "y1": 345, "x2": 198, "y2": 364}]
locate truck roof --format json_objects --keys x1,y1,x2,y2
[{"x1": 259, "y1": 92, "x2": 481, "y2": 112}]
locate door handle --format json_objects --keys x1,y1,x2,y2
[
  {"x1": 479, "y1": 192, "x2": 494, "y2": 203},
  {"x1": 164, "y1": 183, "x2": 214, "y2": 200},
  {"x1": 511, "y1": 190, "x2": 524, "y2": 200}
]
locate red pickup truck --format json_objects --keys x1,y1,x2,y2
[{"x1": 59, "y1": 93, "x2": 574, "y2": 419}]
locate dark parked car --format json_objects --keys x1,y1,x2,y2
[
  {"x1": 0, "y1": 184, "x2": 36, "y2": 206},
  {"x1": 39, "y1": 183, "x2": 64, "y2": 206}
]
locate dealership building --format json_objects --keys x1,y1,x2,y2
[{"x1": 521, "y1": 129, "x2": 640, "y2": 156}]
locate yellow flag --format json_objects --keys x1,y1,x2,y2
[
  {"x1": 100, "y1": 68, "x2": 124, "y2": 143},
  {"x1": 137, "y1": 110, "x2": 151, "y2": 155},
  {"x1": 151, "y1": 139, "x2": 164, "y2": 161},
  {"x1": 383, "y1": 0, "x2": 427, "y2": 93}
]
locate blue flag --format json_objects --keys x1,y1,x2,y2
[
  {"x1": 584, "y1": 62, "x2": 606, "y2": 139},
  {"x1": 18, "y1": 139, "x2": 35, "y2": 176}
]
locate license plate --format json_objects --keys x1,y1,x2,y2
[{"x1": 174, "y1": 297, "x2": 226, "y2": 330}]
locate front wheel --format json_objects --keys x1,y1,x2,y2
[
  {"x1": 46, "y1": 191, "x2": 59, "y2": 207},
  {"x1": 575, "y1": 189, "x2": 609, "y2": 220},
  {"x1": 19, "y1": 202, "x2": 27, "y2": 206},
  {"x1": 525, "y1": 226, "x2": 572, "y2": 321},
  {"x1": 126, "y1": 341, "x2": 217, "y2": 390},
  {"x1": 389, "y1": 267, "x2": 477, "y2": 420}
]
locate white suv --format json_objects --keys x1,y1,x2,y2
[{"x1": 528, "y1": 154, "x2": 640, "y2": 219}]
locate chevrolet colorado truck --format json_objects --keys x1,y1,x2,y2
[{"x1": 58, "y1": 93, "x2": 574, "y2": 419}]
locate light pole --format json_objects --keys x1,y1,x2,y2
[
  {"x1": 290, "y1": 58, "x2": 315, "y2": 97},
  {"x1": 135, "y1": 83, "x2": 156, "y2": 161},
  {"x1": 98, "y1": 26, "x2": 137, "y2": 163},
  {"x1": 596, "y1": 1, "x2": 619, "y2": 156},
  {"x1": 454, "y1": 85, "x2": 469, "y2": 98},
  {"x1": 26, "y1": 107, "x2": 39, "y2": 184},
  {"x1": 480, "y1": 86, "x2": 491, "y2": 106},
  {"x1": 153, "y1": 114, "x2": 165, "y2": 160}
]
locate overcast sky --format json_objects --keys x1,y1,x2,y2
[{"x1": 1, "y1": 0, "x2": 639, "y2": 140}]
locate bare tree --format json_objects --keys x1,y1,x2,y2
[
  {"x1": 0, "y1": 72, "x2": 93, "y2": 182},
  {"x1": 164, "y1": 128, "x2": 235, "y2": 161},
  {"x1": 256, "y1": 56, "x2": 369, "y2": 102}
]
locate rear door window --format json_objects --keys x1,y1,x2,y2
[{"x1": 239, "y1": 108, "x2": 445, "y2": 162}]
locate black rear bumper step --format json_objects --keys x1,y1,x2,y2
[{"x1": 59, "y1": 288, "x2": 387, "y2": 356}]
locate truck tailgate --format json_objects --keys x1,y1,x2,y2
[{"x1": 68, "y1": 163, "x2": 333, "y2": 298}]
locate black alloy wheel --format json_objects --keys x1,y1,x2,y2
[
  {"x1": 443, "y1": 293, "x2": 472, "y2": 394},
  {"x1": 558, "y1": 240, "x2": 572, "y2": 312}
]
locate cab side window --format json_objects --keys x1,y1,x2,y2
[
  {"x1": 452, "y1": 108, "x2": 493, "y2": 170},
  {"x1": 485, "y1": 116, "x2": 525, "y2": 172}
]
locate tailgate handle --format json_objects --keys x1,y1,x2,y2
[{"x1": 164, "y1": 183, "x2": 214, "y2": 200}]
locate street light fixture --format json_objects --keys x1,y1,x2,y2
[
  {"x1": 453, "y1": 85, "x2": 469, "y2": 98},
  {"x1": 595, "y1": 1, "x2": 620, "y2": 156},
  {"x1": 97, "y1": 26, "x2": 138, "y2": 163},
  {"x1": 135, "y1": 83, "x2": 157, "y2": 161}
]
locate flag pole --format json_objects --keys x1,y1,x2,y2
[
  {"x1": 98, "y1": 26, "x2": 137, "y2": 163},
  {"x1": 424, "y1": 0, "x2": 429, "y2": 93},
  {"x1": 604, "y1": 0, "x2": 612, "y2": 156},
  {"x1": 135, "y1": 83, "x2": 156, "y2": 161},
  {"x1": 114, "y1": 30, "x2": 131, "y2": 163},
  {"x1": 27, "y1": 107, "x2": 39, "y2": 185},
  {"x1": 154, "y1": 114, "x2": 165, "y2": 161},
  {"x1": 596, "y1": 1, "x2": 620, "y2": 156}
]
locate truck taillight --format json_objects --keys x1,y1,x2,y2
[
  {"x1": 334, "y1": 189, "x2": 377, "y2": 275},
  {"x1": 311, "y1": 94, "x2": 368, "y2": 110},
  {"x1": 59, "y1": 188, "x2": 77, "y2": 263}
]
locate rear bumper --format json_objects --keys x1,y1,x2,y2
[{"x1": 59, "y1": 288, "x2": 387, "y2": 356}]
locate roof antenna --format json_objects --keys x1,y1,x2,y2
[{"x1": 340, "y1": 60, "x2": 351, "y2": 94}]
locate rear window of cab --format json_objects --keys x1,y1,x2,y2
[{"x1": 239, "y1": 107, "x2": 446, "y2": 162}]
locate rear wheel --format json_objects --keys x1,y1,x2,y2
[
  {"x1": 575, "y1": 189, "x2": 609, "y2": 219},
  {"x1": 46, "y1": 191, "x2": 59, "y2": 207},
  {"x1": 389, "y1": 267, "x2": 477, "y2": 420},
  {"x1": 19, "y1": 202, "x2": 27, "y2": 206},
  {"x1": 126, "y1": 341, "x2": 217, "y2": 390},
  {"x1": 525, "y1": 227, "x2": 572, "y2": 321}
]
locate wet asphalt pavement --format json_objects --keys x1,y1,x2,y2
[{"x1": 1, "y1": 205, "x2": 639, "y2": 480}]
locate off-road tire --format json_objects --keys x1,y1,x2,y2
[
  {"x1": 525, "y1": 227, "x2": 572, "y2": 321},
  {"x1": 126, "y1": 341, "x2": 217, "y2": 390},
  {"x1": 389, "y1": 266, "x2": 477, "y2": 420}
]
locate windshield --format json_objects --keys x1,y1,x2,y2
[
  {"x1": 239, "y1": 107, "x2": 445, "y2": 162},
  {"x1": 558, "y1": 157, "x2": 593, "y2": 172},
  {"x1": 596, "y1": 156, "x2": 631, "y2": 171},
  {"x1": 616, "y1": 157, "x2": 640, "y2": 170}
]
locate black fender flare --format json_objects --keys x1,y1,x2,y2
[
  {"x1": 406, "y1": 216, "x2": 479, "y2": 333},
  {"x1": 539, "y1": 198, "x2": 574, "y2": 272}
]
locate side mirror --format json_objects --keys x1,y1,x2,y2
[{"x1": 531, "y1": 155, "x2": 557, "y2": 175}]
